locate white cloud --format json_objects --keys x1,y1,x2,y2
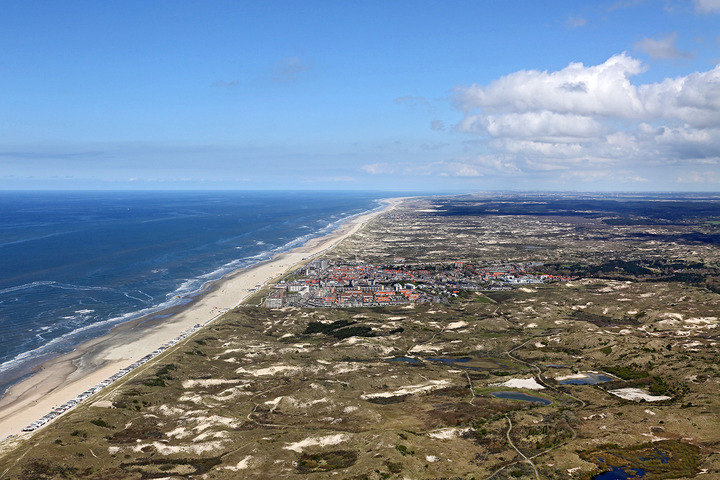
[
  {"x1": 694, "y1": 0, "x2": 720, "y2": 13},
  {"x1": 361, "y1": 162, "x2": 395, "y2": 175},
  {"x1": 372, "y1": 156, "x2": 522, "y2": 179},
  {"x1": 463, "y1": 111, "x2": 605, "y2": 139},
  {"x1": 455, "y1": 53, "x2": 647, "y2": 118},
  {"x1": 472, "y1": 155, "x2": 522, "y2": 174},
  {"x1": 560, "y1": 169, "x2": 611, "y2": 181},
  {"x1": 456, "y1": 53, "x2": 720, "y2": 127},
  {"x1": 635, "y1": 33, "x2": 693, "y2": 60},
  {"x1": 452, "y1": 53, "x2": 720, "y2": 181},
  {"x1": 495, "y1": 139, "x2": 585, "y2": 157},
  {"x1": 678, "y1": 170, "x2": 720, "y2": 183},
  {"x1": 639, "y1": 68, "x2": 720, "y2": 127},
  {"x1": 445, "y1": 163, "x2": 481, "y2": 177},
  {"x1": 621, "y1": 175, "x2": 648, "y2": 183}
]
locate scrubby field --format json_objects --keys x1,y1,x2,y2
[{"x1": 1, "y1": 195, "x2": 719, "y2": 479}]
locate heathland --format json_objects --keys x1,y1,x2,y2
[{"x1": 0, "y1": 194, "x2": 719, "y2": 480}]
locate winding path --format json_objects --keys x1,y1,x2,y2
[
  {"x1": 505, "y1": 415, "x2": 540, "y2": 480},
  {"x1": 485, "y1": 332, "x2": 589, "y2": 479}
]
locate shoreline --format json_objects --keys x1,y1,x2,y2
[
  {"x1": 0, "y1": 197, "x2": 388, "y2": 395},
  {"x1": 0, "y1": 196, "x2": 405, "y2": 440}
]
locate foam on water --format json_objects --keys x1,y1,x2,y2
[{"x1": 0, "y1": 191, "x2": 386, "y2": 392}]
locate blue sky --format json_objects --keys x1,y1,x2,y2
[{"x1": 1, "y1": 0, "x2": 720, "y2": 191}]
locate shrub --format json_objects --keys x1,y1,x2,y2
[{"x1": 90, "y1": 418, "x2": 111, "y2": 428}]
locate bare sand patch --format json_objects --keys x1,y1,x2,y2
[
  {"x1": 428, "y1": 427, "x2": 471, "y2": 439},
  {"x1": 284, "y1": 433, "x2": 349, "y2": 453},
  {"x1": 608, "y1": 388, "x2": 670, "y2": 402},
  {"x1": 236, "y1": 365, "x2": 302, "y2": 376},
  {"x1": 492, "y1": 377, "x2": 544, "y2": 390},
  {"x1": 182, "y1": 379, "x2": 241, "y2": 389},
  {"x1": 361, "y1": 379, "x2": 451, "y2": 400}
]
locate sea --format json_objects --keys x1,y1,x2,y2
[{"x1": 0, "y1": 190, "x2": 385, "y2": 395}]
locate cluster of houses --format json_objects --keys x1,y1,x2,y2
[
  {"x1": 20, "y1": 322, "x2": 206, "y2": 433},
  {"x1": 265, "y1": 259, "x2": 567, "y2": 308}
]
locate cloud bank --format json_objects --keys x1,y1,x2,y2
[{"x1": 443, "y1": 53, "x2": 720, "y2": 183}]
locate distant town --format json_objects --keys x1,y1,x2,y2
[
  {"x1": 265, "y1": 259, "x2": 569, "y2": 308},
  {"x1": 18, "y1": 260, "x2": 567, "y2": 435}
]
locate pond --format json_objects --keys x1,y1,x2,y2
[
  {"x1": 426, "y1": 357, "x2": 484, "y2": 370},
  {"x1": 386, "y1": 356, "x2": 422, "y2": 364},
  {"x1": 489, "y1": 391, "x2": 552, "y2": 405},
  {"x1": 639, "y1": 449, "x2": 669, "y2": 464},
  {"x1": 593, "y1": 466, "x2": 646, "y2": 479},
  {"x1": 558, "y1": 373, "x2": 615, "y2": 385}
]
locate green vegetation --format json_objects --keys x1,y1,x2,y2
[
  {"x1": 394, "y1": 444, "x2": 413, "y2": 456},
  {"x1": 3, "y1": 197, "x2": 720, "y2": 479},
  {"x1": 142, "y1": 377, "x2": 166, "y2": 387},
  {"x1": 296, "y1": 450, "x2": 358, "y2": 473},
  {"x1": 603, "y1": 365, "x2": 649, "y2": 380},
  {"x1": 89, "y1": 418, "x2": 111, "y2": 428},
  {"x1": 580, "y1": 440, "x2": 701, "y2": 479},
  {"x1": 303, "y1": 319, "x2": 376, "y2": 338}
]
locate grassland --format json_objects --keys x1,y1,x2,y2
[{"x1": 1, "y1": 195, "x2": 719, "y2": 479}]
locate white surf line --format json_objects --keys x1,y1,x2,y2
[{"x1": 8, "y1": 198, "x2": 399, "y2": 441}]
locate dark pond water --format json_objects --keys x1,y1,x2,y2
[
  {"x1": 593, "y1": 466, "x2": 646, "y2": 479},
  {"x1": 427, "y1": 357, "x2": 482, "y2": 370},
  {"x1": 387, "y1": 356, "x2": 422, "y2": 364},
  {"x1": 489, "y1": 391, "x2": 552, "y2": 405},
  {"x1": 639, "y1": 449, "x2": 669, "y2": 464},
  {"x1": 559, "y1": 373, "x2": 614, "y2": 385}
]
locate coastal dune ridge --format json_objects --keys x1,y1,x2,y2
[{"x1": 0, "y1": 196, "x2": 404, "y2": 441}]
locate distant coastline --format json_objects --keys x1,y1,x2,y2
[
  {"x1": 0, "y1": 191, "x2": 385, "y2": 398},
  {"x1": 0, "y1": 196, "x2": 404, "y2": 440}
]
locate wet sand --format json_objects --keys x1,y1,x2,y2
[{"x1": 0, "y1": 197, "x2": 404, "y2": 440}]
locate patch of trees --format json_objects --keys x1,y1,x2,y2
[{"x1": 303, "y1": 320, "x2": 375, "y2": 339}]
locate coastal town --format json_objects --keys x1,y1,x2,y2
[
  {"x1": 3, "y1": 194, "x2": 720, "y2": 480},
  {"x1": 13, "y1": 259, "x2": 565, "y2": 437},
  {"x1": 264, "y1": 259, "x2": 568, "y2": 308}
]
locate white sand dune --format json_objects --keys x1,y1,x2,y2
[
  {"x1": 360, "y1": 379, "x2": 451, "y2": 400},
  {"x1": 284, "y1": 433, "x2": 349, "y2": 452},
  {"x1": 493, "y1": 377, "x2": 545, "y2": 390},
  {"x1": 608, "y1": 388, "x2": 671, "y2": 402}
]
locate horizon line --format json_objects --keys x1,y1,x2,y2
[{"x1": 2, "y1": 189, "x2": 720, "y2": 195}]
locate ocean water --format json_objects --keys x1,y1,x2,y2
[{"x1": 0, "y1": 190, "x2": 383, "y2": 392}]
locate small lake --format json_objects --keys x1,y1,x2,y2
[
  {"x1": 489, "y1": 391, "x2": 552, "y2": 405},
  {"x1": 558, "y1": 373, "x2": 614, "y2": 385},
  {"x1": 593, "y1": 466, "x2": 646, "y2": 479},
  {"x1": 426, "y1": 356, "x2": 504, "y2": 370},
  {"x1": 387, "y1": 356, "x2": 422, "y2": 364}
]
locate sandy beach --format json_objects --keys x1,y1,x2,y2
[{"x1": 0, "y1": 197, "x2": 404, "y2": 440}]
